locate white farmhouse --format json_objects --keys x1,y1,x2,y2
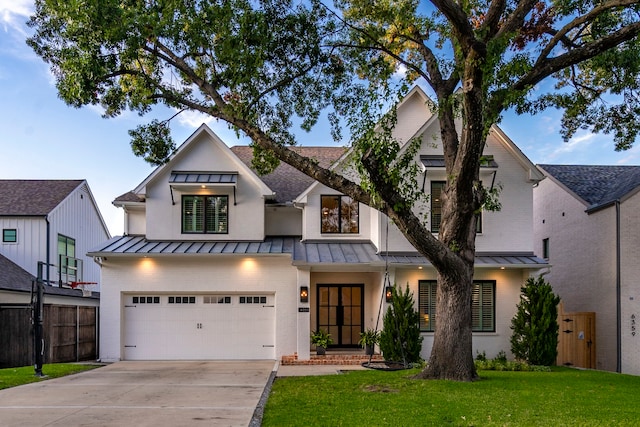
[{"x1": 91, "y1": 87, "x2": 547, "y2": 363}]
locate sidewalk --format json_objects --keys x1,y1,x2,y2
[{"x1": 276, "y1": 363, "x2": 368, "y2": 376}]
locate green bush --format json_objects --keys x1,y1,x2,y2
[
  {"x1": 474, "y1": 356, "x2": 551, "y2": 372},
  {"x1": 379, "y1": 284, "x2": 423, "y2": 363},
  {"x1": 510, "y1": 276, "x2": 560, "y2": 366}
]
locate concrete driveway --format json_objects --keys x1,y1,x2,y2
[{"x1": 0, "y1": 361, "x2": 275, "y2": 427}]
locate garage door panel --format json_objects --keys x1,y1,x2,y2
[{"x1": 123, "y1": 294, "x2": 275, "y2": 360}]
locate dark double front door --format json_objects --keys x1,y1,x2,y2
[{"x1": 317, "y1": 285, "x2": 363, "y2": 347}]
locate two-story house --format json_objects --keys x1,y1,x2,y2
[
  {"x1": 0, "y1": 179, "x2": 110, "y2": 367},
  {"x1": 534, "y1": 164, "x2": 640, "y2": 375},
  {"x1": 91, "y1": 87, "x2": 547, "y2": 363},
  {"x1": 0, "y1": 179, "x2": 109, "y2": 300}
]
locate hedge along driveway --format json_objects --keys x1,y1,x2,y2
[{"x1": 263, "y1": 367, "x2": 640, "y2": 426}]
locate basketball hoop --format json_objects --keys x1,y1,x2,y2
[{"x1": 69, "y1": 282, "x2": 97, "y2": 297}]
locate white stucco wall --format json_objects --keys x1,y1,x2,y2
[
  {"x1": 301, "y1": 184, "x2": 371, "y2": 241},
  {"x1": 533, "y1": 175, "x2": 617, "y2": 372},
  {"x1": 265, "y1": 206, "x2": 302, "y2": 236},
  {"x1": 142, "y1": 132, "x2": 268, "y2": 241},
  {"x1": 394, "y1": 266, "x2": 530, "y2": 361},
  {"x1": 98, "y1": 255, "x2": 298, "y2": 362},
  {"x1": 123, "y1": 206, "x2": 146, "y2": 236}
]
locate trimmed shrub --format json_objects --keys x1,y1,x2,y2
[
  {"x1": 510, "y1": 276, "x2": 561, "y2": 366},
  {"x1": 379, "y1": 284, "x2": 423, "y2": 363}
]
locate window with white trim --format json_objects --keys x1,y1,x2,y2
[{"x1": 419, "y1": 280, "x2": 495, "y2": 332}]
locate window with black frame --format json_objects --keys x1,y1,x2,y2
[
  {"x1": 430, "y1": 181, "x2": 482, "y2": 233},
  {"x1": 419, "y1": 280, "x2": 495, "y2": 332},
  {"x1": 320, "y1": 195, "x2": 359, "y2": 233},
  {"x1": 182, "y1": 195, "x2": 228, "y2": 234},
  {"x1": 2, "y1": 228, "x2": 17, "y2": 243}
]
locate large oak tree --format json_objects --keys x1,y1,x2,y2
[{"x1": 28, "y1": 0, "x2": 640, "y2": 381}]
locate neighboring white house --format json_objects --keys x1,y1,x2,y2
[
  {"x1": 534, "y1": 164, "x2": 640, "y2": 375},
  {"x1": 90, "y1": 87, "x2": 547, "y2": 363},
  {"x1": 0, "y1": 179, "x2": 110, "y2": 303}
]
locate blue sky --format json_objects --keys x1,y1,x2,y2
[{"x1": 2, "y1": 2, "x2": 639, "y2": 236}]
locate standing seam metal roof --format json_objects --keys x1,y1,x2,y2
[{"x1": 88, "y1": 235, "x2": 548, "y2": 268}]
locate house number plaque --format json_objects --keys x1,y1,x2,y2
[{"x1": 632, "y1": 314, "x2": 636, "y2": 337}]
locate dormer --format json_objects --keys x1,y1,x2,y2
[{"x1": 116, "y1": 125, "x2": 275, "y2": 241}]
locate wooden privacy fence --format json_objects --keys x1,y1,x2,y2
[
  {"x1": 557, "y1": 301, "x2": 596, "y2": 369},
  {"x1": 0, "y1": 304, "x2": 98, "y2": 368}
]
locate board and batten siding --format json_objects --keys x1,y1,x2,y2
[
  {"x1": 1, "y1": 183, "x2": 109, "y2": 292},
  {"x1": 0, "y1": 216, "x2": 48, "y2": 278},
  {"x1": 48, "y1": 183, "x2": 110, "y2": 291}
]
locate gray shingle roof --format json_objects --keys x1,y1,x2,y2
[
  {"x1": 113, "y1": 191, "x2": 144, "y2": 203},
  {"x1": 0, "y1": 180, "x2": 84, "y2": 216},
  {"x1": 539, "y1": 164, "x2": 640, "y2": 210},
  {"x1": 0, "y1": 254, "x2": 96, "y2": 298},
  {"x1": 230, "y1": 146, "x2": 346, "y2": 204}
]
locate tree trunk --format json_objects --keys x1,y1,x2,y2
[{"x1": 414, "y1": 265, "x2": 478, "y2": 381}]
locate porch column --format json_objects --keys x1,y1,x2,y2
[{"x1": 296, "y1": 267, "x2": 311, "y2": 361}]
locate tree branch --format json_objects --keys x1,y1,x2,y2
[
  {"x1": 494, "y1": 0, "x2": 539, "y2": 40},
  {"x1": 516, "y1": 21, "x2": 640, "y2": 91},
  {"x1": 430, "y1": 0, "x2": 478, "y2": 55},
  {"x1": 536, "y1": 0, "x2": 640, "y2": 66},
  {"x1": 480, "y1": 0, "x2": 506, "y2": 41}
]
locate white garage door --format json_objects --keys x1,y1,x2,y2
[{"x1": 123, "y1": 294, "x2": 275, "y2": 360}]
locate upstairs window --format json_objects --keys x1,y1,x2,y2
[
  {"x1": 542, "y1": 238, "x2": 550, "y2": 259},
  {"x1": 58, "y1": 234, "x2": 77, "y2": 279},
  {"x1": 321, "y1": 195, "x2": 359, "y2": 234},
  {"x1": 430, "y1": 181, "x2": 482, "y2": 233},
  {"x1": 2, "y1": 228, "x2": 17, "y2": 243},
  {"x1": 182, "y1": 195, "x2": 228, "y2": 234},
  {"x1": 430, "y1": 182, "x2": 445, "y2": 233}
]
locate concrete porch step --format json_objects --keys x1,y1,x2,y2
[{"x1": 281, "y1": 352, "x2": 385, "y2": 365}]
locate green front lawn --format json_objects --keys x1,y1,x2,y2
[
  {"x1": 264, "y1": 367, "x2": 640, "y2": 426},
  {"x1": 0, "y1": 364, "x2": 102, "y2": 390}
]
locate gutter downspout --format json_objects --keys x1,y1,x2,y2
[
  {"x1": 616, "y1": 201, "x2": 621, "y2": 373},
  {"x1": 46, "y1": 216, "x2": 51, "y2": 287}
]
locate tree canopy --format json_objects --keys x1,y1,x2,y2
[{"x1": 28, "y1": 0, "x2": 640, "y2": 381}]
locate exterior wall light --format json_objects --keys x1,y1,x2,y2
[
  {"x1": 300, "y1": 286, "x2": 309, "y2": 303},
  {"x1": 385, "y1": 286, "x2": 393, "y2": 302}
]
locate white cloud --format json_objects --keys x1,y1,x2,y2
[
  {"x1": 175, "y1": 108, "x2": 214, "y2": 128},
  {"x1": 540, "y1": 131, "x2": 602, "y2": 163},
  {"x1": 0, "y1": 0, "x2": 32, "y2": 35},
  {"x1": 393, "y1": 63, "x2": 407, "y2": 79}
]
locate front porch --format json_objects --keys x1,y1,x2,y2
[{"x1": 281, "y1": 349, "x2": 384, "y2": 365}]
